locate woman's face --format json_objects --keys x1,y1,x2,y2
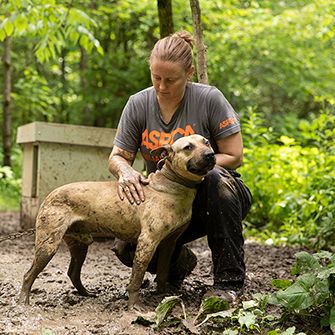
[{"x1": 150, "y1": 59, "x2": 193, "y2": 103}]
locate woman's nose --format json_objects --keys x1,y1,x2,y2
[{"x1": 159, "y1": 80, "x2": 167, "y2": 90}]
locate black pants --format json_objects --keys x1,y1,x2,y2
[{"x1": 173, "y1": 166, "x2": 252, "y2": 289}]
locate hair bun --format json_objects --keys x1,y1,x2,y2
[{"x1": 172, "y1": 30, "x2": 194, "y2": 49}]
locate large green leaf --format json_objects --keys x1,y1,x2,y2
[
  {"x1": 195, "y1": 296, "x2": 230, "y2": 323},
  {"x1": 272, "y1": 281, "x2": 314, "y2": 310},
  {"x1": 291, "y1": 252, "x2": 321, "y2": 275},
  {"x1": 154, "y1": 296, "x2": 185, "y2": 328}
]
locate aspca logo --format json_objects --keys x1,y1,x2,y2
[
  {"x1": 219, "y1": 117, "x2": 237, "y2": 129},
  {"x1": 141, "y1": 125, "x2": 195, "y2": 150}
]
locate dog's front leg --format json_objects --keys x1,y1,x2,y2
[{"x1": 127, "y1": 234, "x2": 159, "y2": 309}]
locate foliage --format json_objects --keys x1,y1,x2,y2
[
  {"x1": 270, "y1": 251, "x2": 335, "y2": 332},
  {"x1": 240, "y1": 109, "x2": 335, "y2": 251},
  {"x1": 0, "y1": 165, "x2": 21, "y2": 210},
  {"x1": 1, "y1": 0, "x2": 334, "y2": 130},
  {"x1": 0, "y1": 0, "x2": 103, "y2": 62},
  {"x1": 0, "y1": 147, "x2": 22, "y2": 210},
  {"x1": 132, "y1": 293, "x2": 312, "y2": 334},
  {"x1": 203, "y1": 0, "x2": 335, "y2": 117},
  {"x1": 132, "y1": 251, "x2": 334, "y2": 334}
]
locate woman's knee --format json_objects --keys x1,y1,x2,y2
[{"x1": 200, "y1": 167, "x2": 238, "y2": 202}]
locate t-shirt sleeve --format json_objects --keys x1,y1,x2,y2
[
  {"x1": 113, "y1": 95, "x2": 143, "y2": 153},
  {"x1": 207, "y1": 87, "x2": 240, "y2": 140}
]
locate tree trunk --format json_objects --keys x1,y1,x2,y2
[
  {"x1": 2, "y1": 36, "x2": 12, "y2": 167},
  {"x1": 80, "y1": 46, "x2": 91, "y2": 125},
  {"x1": 59, "y1": 48, "x2": 68, "y2": 123},
  {"x1": 189, "y1": 0, "x2": 208, "y2": 84},
  {"x1": 157, "y1": 0, "x2": 174, "y2": 38}
]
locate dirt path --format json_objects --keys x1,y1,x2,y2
[{"x1": 0, "y1": 211, "x2": 299, "y2": 335}]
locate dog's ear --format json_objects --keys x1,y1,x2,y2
[
  {"x1": 151, "y1": 145, "x2": 173, "y2": 170},
  {"x1": 150, "y1": 145, "x2": 172, "y2": 158}
]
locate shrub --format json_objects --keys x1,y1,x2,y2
[
  {"x1": 270, "y1": 251, "x2": 335, "y2": 332},
  {"x1": 0, "y1": 148, "x2": 22, "y2": 210},
  {"x1": 240, "y1": 110, "x2": 335, "y2": 251}
]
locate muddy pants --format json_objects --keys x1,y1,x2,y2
[
  {"x1": 173, "y1": 166, "x2": 252, "y2": 289},
  {"x1": 113, "y1": 167, "x2": 252, "y2": 289}
]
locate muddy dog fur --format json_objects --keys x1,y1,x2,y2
[{"x1": 19, "y1": 134, "x2": 216, "y2": 308}]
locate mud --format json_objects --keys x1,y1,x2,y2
[{"x1": 0, "y1": 211, "x2": 300, "y2": 334}]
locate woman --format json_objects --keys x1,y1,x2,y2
[{"x1": 108, "y1": 30, "x2": 252, "y2": 302}]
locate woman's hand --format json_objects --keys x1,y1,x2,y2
[
  {"x1": 117, "y1": 167, "x2": 148, "y2": 205},
  {"x1": 108, "y1": 145, "x2": 149, "y2": 205}
]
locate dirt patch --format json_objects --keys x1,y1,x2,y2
[{"x1": 0, "y1": 212, "x2": 307, "y2": 334}]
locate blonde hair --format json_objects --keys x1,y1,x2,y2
[{"x1": 149, "y1": 30, "x2": 194, "y2": 71}]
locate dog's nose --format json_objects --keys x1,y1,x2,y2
[{"x1": 204, "y1": 152, "x2": 215, "y2": 161}]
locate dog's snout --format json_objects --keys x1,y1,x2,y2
[{"x1": 204, "y1": 152, "x2": 215, "y2": 162}]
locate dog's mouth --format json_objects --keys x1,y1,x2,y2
[{"x1": 187, "y1": 153, "x2": 216, "y2": 176}]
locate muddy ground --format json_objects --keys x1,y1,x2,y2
[{"x1": 0, "y1": 211, "x2": 322, "y2": 335}]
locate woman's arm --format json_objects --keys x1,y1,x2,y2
[
  {"x1": 215, "y1": 132, "x2": 243, "y2": 169},
  {"x1": 108, "y1": 145, "x2": 148, "y2": 205}
]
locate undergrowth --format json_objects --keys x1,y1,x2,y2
[
  {"x1": 133, "y1": 251, "x2": 335, "y2": 334},
  {"x1": 240, "y1": 109, "x2": 335, "y2": 251}
]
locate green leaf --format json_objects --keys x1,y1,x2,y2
[
  {"x1": 238, "y1": 311, "x2": 257, "y2": 329},
  {"x1": 195, "y1": 308, "x2": 236, "y2": 328},
  {"x1": 272, "y1": 280, "x2": 314, "y2": 310},
  {"x1": 154, "y1": 296, "x2": 184, "y2": 328},
  {"x1": 279, "y1": 135, "x2": 295, "y2": 146},
  {"x1": 291, "y1": 252, "x2": 321, "y2": 275},
  {"x1": 317, "y1": 267, "x2": 335, "y2": 280},
  {"x1": 272, "y1": 279, "x2": 293, "y2": 290},
  {"x1": 195, "y1": 296, "x2": 230, "y2": 323},
  {"x1": 242, "y1": 299, "x2": 258, "y2": 309},
  {"x1": 79, "y1": 34, "x2": 89, "y2": 50},
  {"x1": 14, "y1": 14, "x2": 28, "y2": 33},
  {"x1": 69, "y1": 30, "x2": 80, "y2": 43},
  {"x1": 314, "y1": 250, "x2": 333, "y2": 261},
  {"x1": 0, "y1": 29, "x2": 6, "y2": 41},
  {"x1": 4, "y1": 19, "x2": 14, "y2": 36},
  {"x1": 97, "y1": 45, "x2": 104, "y2": 55},
  {"x1": 267, "y1": 330, "x2": 280, "y2": 335}
]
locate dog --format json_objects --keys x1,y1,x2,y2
[{"x1": 19, "y1": 134, "x2": 216, "y2": 308}]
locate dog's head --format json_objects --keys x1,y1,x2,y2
[{"x1": 151, "y1": 134, "x2": 216, "y2": 182}]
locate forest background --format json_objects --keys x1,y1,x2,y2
[{"x1": 0, "y1": 0, "x2": 334, "y2": 252}]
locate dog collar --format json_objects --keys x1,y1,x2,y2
[{"x1": 159, "y1": 164, "x2": 202, "y2": 189}]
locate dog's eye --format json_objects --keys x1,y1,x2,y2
[
  {"x1": 204, "y1": 139, "x2": 210, "y2": 146},
  {"x1": 183, "y1": 144, "x2": 193, "y2": 151}
]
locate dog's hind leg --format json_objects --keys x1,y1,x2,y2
[
  {"x1": 19, "y1": 233, "x2": 63, "y2": 305},
  {"x1": 63, "y1": 235, "x2": 94, "y2": 296}
]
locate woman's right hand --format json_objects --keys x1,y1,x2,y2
[
  {"x1": 108, "y1": 145, "x2": 149, "y2": 205},
  {"x1": 117, "y1": 167, "x2": 148, "y2": 205}
]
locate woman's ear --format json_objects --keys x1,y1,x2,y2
[{"x1": 187, "y1": 65, "x2": 195, "y2": 81}]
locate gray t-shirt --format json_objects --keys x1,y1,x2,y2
[{"x1": 114, "y1": 82, "x2": 240, "y2": 173}]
